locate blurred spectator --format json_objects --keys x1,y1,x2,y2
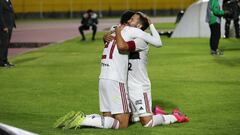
[
  {"x1": 206, "y1": 0, "x2": 230, "y2": 55},
  {"x1": 222, "y1": 0, "x2": 240, "y2": 38},
  {"x1": 175, "y1": 10, "x2": 185, "y2": 24},
  {"x1": 0, "y1": 0, "x2": 16, "y2": 67},
  {"x1": 78, "y1": 9, "x2": 98, "y2": 41}
]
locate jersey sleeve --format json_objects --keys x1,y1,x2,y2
[
  {"x1": 126, "y1": 41, "x2": 136, "y2": 52},
  {"x1": 126, "y1": 38, "x2": 147, "y2": 52},
  {"x1": 211, "y1": 0, "x2": 224, "y2": 16},
  {"x1": 110, "y1": 25, "x2": 118, "y2": 32},
  {"x1": 149, "y1": 24, "x2": 163, "y2": 47},
  {"x1": 128, "y1": 25, "x2": 162, "y2": 47},
  {"x1": 133, "y1": 38, "x2": 148, "y2": 52}
]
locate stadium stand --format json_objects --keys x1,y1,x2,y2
[{"x1": 13, "y1": 0, "x2": 196, "y2": 18}]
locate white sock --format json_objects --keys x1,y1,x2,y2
[
  {"x1": 144, "y1": 119, "x2": 153, "y2": 127},
  {"x1": 161, "y1": 114, "x2": 177, "y2": 125},
  {"x1": 144, "y1": 114, "x2": 177, "y2": 127},
  {"x1": 80, "y1": 114, "x2": 119, "y2": 129}
]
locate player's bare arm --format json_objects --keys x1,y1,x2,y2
[
  {"x1": 127, "y1": 13, "x2": 162, "y2": 47},
  {"x1": 103, "y1": 31, "x2": 114, "y2": 43}
]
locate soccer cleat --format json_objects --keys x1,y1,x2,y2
[
  {"x1": 154, "y1": 105, "x2": 167, "y2": 115},
  {"x1": 64, "y1": 111, "x2": 85, "y2": 129},
  {"x1": 172, "y1": 108, "x2": 189, "y2": 123},
  {"x1": 211, "y1": 49, "x2": 223, "y2": 56},
  {"x1": 217, "y1": 50, "x2": 224, "y2": 55},
  {"x1": 53, "y1": 111, "x2": 76, "y2": 128}
]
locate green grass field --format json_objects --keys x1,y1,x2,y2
[
  {"x1": 154, "y1": 22, "x2": 176, "y2": 30},
  {"x1": 0, "y1": 33, "x2": 240, "y2": 135}
]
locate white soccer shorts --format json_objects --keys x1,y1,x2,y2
[
  {"x1": 99, "y1": 79, "x2": 130, "y2": 115},
  {"x1": 128, "y1": 84, "x2": 152, "y2": 118}
]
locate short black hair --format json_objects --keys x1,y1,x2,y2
[
  {"x1": 87, "y1": 9, "x2": 93, "y2": 13},
  {"x1": 136, "y1": 12, "x2": 149, "y2": 31},
  {"x1": 120, "y1": 10, "x2": 135, "y2": 24}
]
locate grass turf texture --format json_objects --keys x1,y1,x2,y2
[
  {"x1": 154, "y1": 22, "x2": 176, "y2": 30},
  {"x1": 0, "y1": 33, "x2": 240, "y2": 135}
]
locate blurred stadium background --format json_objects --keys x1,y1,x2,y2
[{"x1": 13, "y1": 0, "x2": 196, "y2": 18}]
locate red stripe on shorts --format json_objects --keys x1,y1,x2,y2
[
  {"x1": 119, "y1": 83, "x2": 128, "y2": 113},
  {"x1": 144, "y1": 93, "x2": 150, "y2": 113}
]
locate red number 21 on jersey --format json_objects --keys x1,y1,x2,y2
[{"x1": 102, "y1": 40, "x2": 116, "y2": 59}]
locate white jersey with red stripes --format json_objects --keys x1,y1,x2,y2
[
  {"x1": 99, "y1": 26, "x2": 140, "y2": 83},
  {"x1": 128, "y1": 38, "x2": 151, "y2": 91},
  {"x1": 127, "y1": 38, "x2": 153, "y2": 117},
  {"x1": 99, "y1": 26, "x2": 136, "y2": 114},
  {"x1": 99, "y1": 24, "x2": 161, "y2": 115},
  {"x1": 99, "y1": 25, "x2": 161, "y2": 83}
]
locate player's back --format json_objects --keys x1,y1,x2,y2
[
  {"x1": 99, "y1": 25, "x2": 152, "y2": 83},
  {"x1": 99, "y1": 34, "x2": 129, "y2": 83}
]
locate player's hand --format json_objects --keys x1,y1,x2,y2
[
  {"x1": 224, "y1": 10, "x2": 230, "y2": 15},
  {"x1": 142, "y1": 13, "x2": 152, "y2": 25},
  {"x1": 223, "y1": 10, "x2": 231, "y2": 17},
  {"x1": 146, "y1": 16, "x2": 152, "y2": 25},
  {"x1": 103, "y1": 32, "x2": 114, "y2": 42},
  {"x1": 3, "y1": 27, "x2": 8, "y2": 33},
  {"x1": 115, "y1": 25, "x2": 125, "y2": 33}
]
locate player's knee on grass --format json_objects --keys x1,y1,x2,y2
[{"x1": 114, "y1": 113, "x2": 130, "y2": 129}]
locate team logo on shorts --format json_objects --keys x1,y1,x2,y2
[
  {"x1": 135, "y1": 100, "x2": 142, "y2": 105},
  {"x1": 139, "y1": 106, "x2": 144, "y2": 110}
]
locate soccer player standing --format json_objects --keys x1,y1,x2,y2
[{"x1": 206, "y1": 0, "x2": 230, "y2": 55}]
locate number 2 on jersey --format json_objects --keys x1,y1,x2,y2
[{"x1": 102, "y1": 40, "x2": 116, "y2": 59}]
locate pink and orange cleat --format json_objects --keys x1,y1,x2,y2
[
  {"x1": 172, "y1": 108, "x2": 189, "y2": 123},
  {"x1": 154, "y1": 105, "x2": 167, "y2": 115}
]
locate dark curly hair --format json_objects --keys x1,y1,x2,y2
[
  {"x1": 135, "y1": 12, "x2": 150, "y2": 31},
  {"x1": 120, "y1": 10, "x2": 135, "y2": 24}
]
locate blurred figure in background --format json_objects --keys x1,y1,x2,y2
[
  {"x1": 222, "y1": 0, "x2": 240, "y2": 38},
  {"x1": 0, "y1": 0, "x2": 16, "y2": 67},
  {"x1": 78, "y1": 9, "x2": 98, "y2": 41},
  {"x1": 206, "y1": 0, "x2": 230, "y2": 55},
  {"x1": 175, "y1": 10, "x2": 185, "y2": 24}
]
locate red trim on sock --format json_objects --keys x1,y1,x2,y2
[{"x1": 111, "y1": 119, "x2": 118, "y2": 129}]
